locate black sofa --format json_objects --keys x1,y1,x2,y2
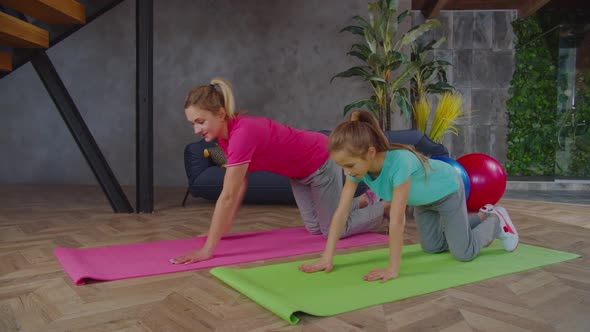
[{"x1": 182, "y1": 130, "x2": 449, "y2": 205}]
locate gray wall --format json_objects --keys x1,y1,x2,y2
[
  {"x1": 0, "y1": 1, "x2": 514, "y2": 187},
  {"x1": 0, "y1": 0, "x2": 384, "y2": 186},
  {"x1": 413, "y1": 10, "x2": 517, "y2": 162}
]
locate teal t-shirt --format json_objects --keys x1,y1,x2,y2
[{"x1": 349, "y1": 150, "x2": 459, "y2": 206}]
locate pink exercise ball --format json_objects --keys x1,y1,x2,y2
[{"x1": 456, "y1": 153, "x2": 506, "y2": 212}]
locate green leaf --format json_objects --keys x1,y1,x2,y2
[
  {"x1": 343, "y1": 98, "x2": 379, "y2": 116},
  {"x1": 364, "y1": 28, "x2": 378, "y2": 53},
  {"x1": 366, "y1": 103, "x2": 379, "y2": 118},
  {"x1": 352, "y1": 15, "x2": 371, "y2": 30},
  {"x1": 347, "y1": 50, "x2": 369, "y2": 61},
  {"x1": 400, "y1": 19, "x2": 441, "y2": 46},
  {"x1": 422, "y1": 68, "x2": 435, "y2": 81},
  {"x1": 384, "y1": 0, "x2": 398, "y2": 11},
  {"x1": 367, "y1": 76, "x2": 387, "y2": 83},
  {"x1": 385, "y1": 51, "x2": 407, "y2": 71},
  {"x1": 387, "y1": 51, "x2": 407, "y2": 63},
  {"x1": 387, "y1": 60, "x2": 403, "y2": 71},
  {"x1": 397, "y1": 87, "x2": 409, "y2": 98},
  {"x1": 367, "y1": 53, "x2": 382, "y2": 71},
  {"x1": 418, "y1": 40, "x2": 437, "y2": 53},
  {"x1": 350, "y1": 43, "x2": 371, "y2": 55},
  {"x1": 431, "y1": 37, "x2": 447, "y2": 50},
  {"x1": 398, "y1": 51, "x2": 409, "y2": 63},
  {"x1": 331, "y1": 66, "x2": 372, "y2": 83},
  {"x1": 426, "y1": 81, "x2": 454, "y2": 93},
  {"x1": 436, "y1": 69, "x2": 448, "y2": 83},
  {"x1": 340, "y1": 25, "x2": 364, "y2": 36},
  {"x1": 395, "y1": 94, "x2": 412, "y2": 122},
  {"x1": 368, "y1": 2, "x2": 382, "y2": 29},
  {"x1": 390, "y1": 62, "x2": 421, "y2": 91},
  {"x1": 384, "y1": 8, "x2": 398, "y2": 46},
  {"x1": 397, "y1": 10, "x2": 410, "y2": 24},
  {"x1": 431, "y1": 60, "x2": 452, "y2": 67}
]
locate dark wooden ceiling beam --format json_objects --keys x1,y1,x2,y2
[
  {"x1": 413, "y1": 0, "x2": 585, "y2": 19},
  {"x1": 518, "y1": 0, "x2": 552, "y2": 18},
  {"x1": 423, "y1": 0, "x2": 450, "y2": 18},
  {"x1": 446, "y1": 0, "x2": 518, "y2": 10},
  {"x1": 413, "y1": 0, "x2": 527, "y2": 11}
]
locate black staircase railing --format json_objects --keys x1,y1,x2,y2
[
  {"x1": 0, "y1": 0, "x2": 156, "y2": 214},
  {"x1": 0, "y1": 0, "x2": 127, "y2": 80}
]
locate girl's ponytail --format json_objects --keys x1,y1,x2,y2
[{"x1": 331, "y1": 110, "x2": 431, "y2": 176}]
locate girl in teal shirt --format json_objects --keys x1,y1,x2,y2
[{"x1": 300, "y1": 111, "x2": 519, "y2": 283}]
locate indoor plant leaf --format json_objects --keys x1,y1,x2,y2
[
  {"x1": 331, "y1": 66, "x2": 372, "y2": 82},
  {"x1": 343, "y1": 98, "x2": 379, "y2": 116},
  {"x1": 400, "y1": 19, "x2": 441, "y2": 46},
  {"x1": 340, "y1": 25, "x2": 364, "y2": 36}
]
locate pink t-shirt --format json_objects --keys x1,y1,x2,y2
[{"x1": 217, "y1": 116, "x2": 329, "y2": 179}]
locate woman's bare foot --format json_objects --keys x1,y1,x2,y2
[
  {"x1": 358, "y1": 193, "x2": 370, "y2": 209},
  {"x1": 358, "y1": 190, "x2": 378, "y2": 209}
]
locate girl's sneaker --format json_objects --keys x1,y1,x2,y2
[
  {"x1": 479, "y1": 204, "x2": 519, "y2": 252},
  {"x1": 479, "y1": 204, "x2": 495, "y2": 214},
  {"x1": 494, "y1": 206, "x2": 519, "y2": 251}
]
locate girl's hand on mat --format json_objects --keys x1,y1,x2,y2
[
  {"x1": 170, "y1": 248, "x2": 213, "y2": 265},
  {"x1": 299, "y1": 258, "x2": 333, "y2": 273},
  {"x1": 363, "y1": 267, "x2": 398, "y2": 283}
]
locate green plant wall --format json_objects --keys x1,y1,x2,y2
[
  {"x1": 567, "y1": 71, "x2": 590, "y2": 177},
  {"x1": 505, "y1": 17, "x2": 558, "y2": 176}
]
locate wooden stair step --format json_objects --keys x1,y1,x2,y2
[
  {"x1": 0, "y1": 0, "x2": 85, "y2": 25},
  {"x1": 0, "y1": 51, "x2": 11, "y2": 71},
  {"x1": 0, "y1": 11, "x2": 49, "y2": 48}
]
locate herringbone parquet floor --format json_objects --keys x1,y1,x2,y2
[{"x1": 0, "y1": 185, "x2": 588, "y2": 332}]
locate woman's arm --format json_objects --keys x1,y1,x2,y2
[
  {"x1": 206, "y1": 164, "x2": 249, "y2": 244},
  {"x1": 299, "y1": 177, "x2": 359, "y2": 273},
  {"x1": 364, "y1": 178, "x2": 410, "y2": 282},
  {"x1": 221, "y1": 173, "x2": 248, "y2": 233},
  {"x1": 171, "y1": 164, "x2": 249, "y2": 264}
]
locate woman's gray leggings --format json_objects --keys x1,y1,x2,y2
[{"x1": 289, "y1": 158, "x2": 384, "y2": 238}]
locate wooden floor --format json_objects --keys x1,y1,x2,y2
[{"x1": 0, "y1": 185, "x2": 588, "y2": 332}]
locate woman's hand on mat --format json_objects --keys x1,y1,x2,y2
[
  {"x1": 363, "y1": 267, "x2": 398, "y2": 283},
  {"x1": 299, "y1": 257, "x2": 333, "y2": 273},
  {"x1": 170, "y1": 248, "x2": 213, "y2": 265}
]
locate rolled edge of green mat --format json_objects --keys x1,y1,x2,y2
[{"x1": 210, "y1": 267, "x2": 301, "y2": 324}]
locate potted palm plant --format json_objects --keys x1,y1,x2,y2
[{"x1": 332, "y1": 0, "x2": 446, "y2": 130}]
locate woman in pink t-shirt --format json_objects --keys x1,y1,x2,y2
[{"x1": 171, "y1": 78, "x2": 386, "y2": 264}]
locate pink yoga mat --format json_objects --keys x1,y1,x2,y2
[{"x1": 54, "y1": 227, "x2": 388, "y2": 285}]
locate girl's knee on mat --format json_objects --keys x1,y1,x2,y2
[
  {"x1": 450, "y1": 250, "x2": 477, "y2": 262},
  {"x1": 421, "y1": 242, "x2": 447, "y2": 254}
]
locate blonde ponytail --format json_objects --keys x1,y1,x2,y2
[
  {"x1": 210, "y1": 77, "x2": 236, "y2": 119},
  {"x1": 184, "y1": 77, "x2": 237, "y2": 120}
]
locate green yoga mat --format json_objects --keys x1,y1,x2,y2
[{"x1": 210, "y1": 242, "x2": 580, "y2": 324}]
